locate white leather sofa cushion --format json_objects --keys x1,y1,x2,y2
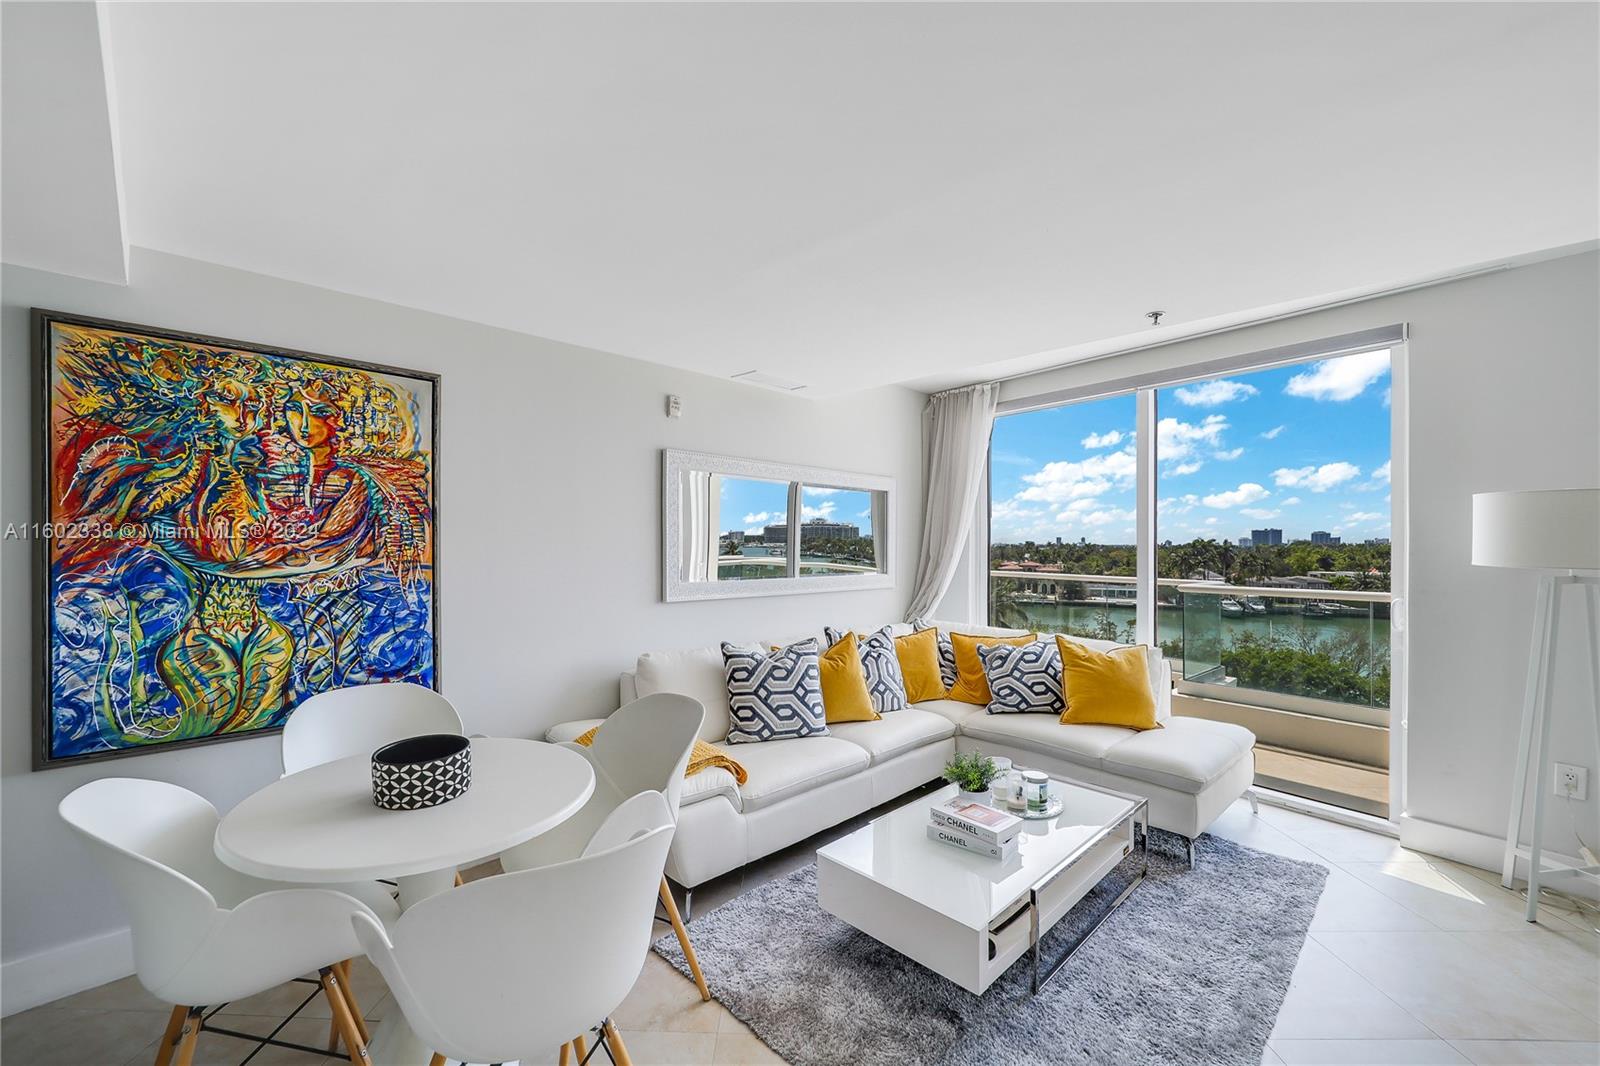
[
  {"x1": 922, "y1": 618, "x2": 1030, "y2": 638},
  {"x1": 959, "y1": 712, "x2": 1138, "y2": 770},
  {"x1": 680, "y1": 766, "x2": 743, "y2": 811},
  {"x1": 715, "y1": 736, "x2": 869, "y2": 812},
  {"x1": 1099, "y1": 717, "x2": 1256, "y2": 795},
  {"x1": 545, "y1": 718, "x2": 607, "y2": 744},
  {"x1": 909, "y1": 698, "x2": 987, "y2": 731},
  {"x1": 635, "y1": 646, "x2": 733, "y2": 742},
  {"x1": 827, "y1": 708, "x2": 956, "y2": 765}
]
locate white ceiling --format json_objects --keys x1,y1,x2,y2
[{"x1": 7, "y1": 3, "x2": 1598, "y2": 396}]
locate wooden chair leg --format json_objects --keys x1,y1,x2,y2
[
  {"x1": 151, "y1": 1005, "x2": 189, "y2": 1066},
  {"x1": 574, "y1": 1033, "x2": 588, "y2": 1062},
  {"x1": 659, "y1": 877, "x2": 710, "y2": 1001},
  {"x1": 320, "y1": 966, "x2": 369, "y2": 1064},
  {"x1": 559, "y1": 1042, "x2": 572, "y2": 1066},
  {"x1": 336, "y1": 959, "x2": 371, "y2": 1043},
  {"x1": 453, "y1": 871, "x2": 464, "y2": 886},
  {"x1": 170, "y1": 1008, "x2": 202, "y2": 1066},
  {"x1": 427, "y1": 1054, "x2": 447, "y2": 1066},
  {"x1": 602, "y1": 1019, "x2": 633, "y2": 1066}
]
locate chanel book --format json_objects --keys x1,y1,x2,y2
[
  {"x1": 926, "y1": 822, "x2": 1020, "y2": 861},
  {"x1": 930, "y1": 798, "x2": 1021, "y2": 845}
]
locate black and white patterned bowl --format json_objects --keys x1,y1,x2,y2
[{"x1": 371, "y1": 734, "x2": 471, "y2": 810}]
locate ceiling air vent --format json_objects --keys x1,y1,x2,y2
[{"x1": 732, "y1": 370, "x2": 807, "y2": 392}]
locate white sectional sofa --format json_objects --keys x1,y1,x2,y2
[{"x1": 547, "y1": 621, "x2": 1256, "y2": 898}]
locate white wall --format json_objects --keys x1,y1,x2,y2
[
  {"x1": 942, "y1": 251, "x2": 1600, "y2": 869},
  {"x1": 0, "y1": 248, "x2": 927, "y2": 1011}
]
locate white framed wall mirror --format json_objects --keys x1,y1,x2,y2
[{"x1": 662, "y1": 449, "x2": 895, "y2": 602}]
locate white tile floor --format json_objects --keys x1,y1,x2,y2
[{"x1": 5, "y1": 797, "x2": 1596, "y2": 1066}]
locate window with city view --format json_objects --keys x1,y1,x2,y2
[
  {"x1": 988, "y1": 346, "x2": 1395, "y2": 815},
  {"x1": 988, "y1": 392, "x2": 1139, "y2": 640},
  {"x1": 1154, "y1": 350, "x2": 1392, "y2": 713}
]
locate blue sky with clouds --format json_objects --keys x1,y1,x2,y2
[
  {"x1": 990, "y1": 349, "x2": 1392, "y2": 545},
  {"x1": 720, "y1": 480, "x2": 874, "y2": 537}
]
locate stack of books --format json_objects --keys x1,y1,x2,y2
[{"x1": 927, "y1": 796, "x2": 1021, "y2": 861}]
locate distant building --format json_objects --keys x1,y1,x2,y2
[
  {"x1": 1250, "y1": 528, "x2": 1283, "y2": 548},
  {"x1": 1310, "y1": 530, "x2": 1341, "y2": 545},
  {"x1": 766, "y1": 518, "x2": 860, "y2": 543},
  {"x1": 1237, "y1": 537, "x2": 1251, "y2": 548},
  {"x1": 1263, "y1": 574, "x2": 1332, "y2": 590},
  {"x1": 1365, "y1": 537, "x2": 1390, "y2": 546},
  {"x1": 722, "y1": 530, "x2": 746, "y2": 545}
]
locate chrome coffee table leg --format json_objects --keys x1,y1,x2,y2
[{"x1": 1030, "y1": 799, "x2": 1149, "y2": 995}]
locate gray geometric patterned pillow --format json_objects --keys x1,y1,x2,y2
[
  {"x1": 721, "y1": 639, "x2": 828, "y2": 744},
  {"x1": 914, "y1": 621, "x2": 957, "y2": 689},
  {"x1": 979, "y1": 639, "x2": 1064, "y2": 714},
  {"x1": 824, "y1": 626, "x2": 909, "y2": 714}
]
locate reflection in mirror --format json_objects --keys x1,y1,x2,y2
[
  {"x1": 663, "y1": 449, "x2": 894, "y2": 602},
  {"x1": 798, "y1": 486, "x2": 880, "y2": 575},
  {"x1": 716, "y1": 476, "x2": 791, "y2": 581}
]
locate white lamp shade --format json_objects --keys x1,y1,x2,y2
[{"x1": 1471, "y1": 488, "x2": 1600, "y2": 570}]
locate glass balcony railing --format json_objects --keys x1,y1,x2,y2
[
  {"x1": 1173, "y1": 582, "x2": 1391, "y2": 726},
  {"x1": 989, "y1": 572, "x2": 1391, "y2": 726}
]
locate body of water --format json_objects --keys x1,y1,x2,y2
[{"x1": 1012, "y1": 602, "x2": 1390, "y2": 652}]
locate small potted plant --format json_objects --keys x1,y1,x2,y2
[{"x1": 943, "y1": 751, "x2": 1001, "y2": 807}]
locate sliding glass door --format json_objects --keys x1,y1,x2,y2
[{"x1": 986, "y1": 338, "x2": 1399, "y2": 817}]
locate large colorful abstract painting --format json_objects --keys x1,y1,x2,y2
[{"x1": 34, "y1": 310, "x2": 439, "y2": 768}]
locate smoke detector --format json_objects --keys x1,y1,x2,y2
[{"x1": 732, "y1": 370, "x2": 807, "y2": 392}]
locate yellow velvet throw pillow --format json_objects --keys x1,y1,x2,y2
[
  {"x1": 1056, "y1": 636, "x2": 1160, "y2": 730},
  {"x1": 820, "y1": 632, "x2": 880, "y2": 723},
  {"x1": 893, "y1": 627, "x2": 947, "y2": 703},
  {"x1": 948, "y1": 632, "x2": 1036, "y2": 705}
]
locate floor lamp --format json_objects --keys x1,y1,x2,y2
[{"x1": 1472, "y1": 488, "x2": 1600, "y2": 922}]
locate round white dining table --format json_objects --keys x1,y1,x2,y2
[{"x1": 215, "y1": 736, "x2": 595, "y2": 1066}]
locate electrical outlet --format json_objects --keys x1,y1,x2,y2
[{"x1": 1554, "y1": 763, "x2": 1588, "y2": 801}]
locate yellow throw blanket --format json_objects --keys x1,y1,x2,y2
[{"x1": 573, "y1": 727, "x2": 748, "y2": 785}]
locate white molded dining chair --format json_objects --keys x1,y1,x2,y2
[
  {"x1": 499, "y1": 692, "x2": 711, "y2": 1000},
  {"x1": 353, "y1": 791, "x2": 676, "y2": 1066},
  {"x1": 281, "y1": 681, "x2": 464, "y2": 776},
  {"x1": 59, "y1": 778, "x2": 399, "y2": 1066}
]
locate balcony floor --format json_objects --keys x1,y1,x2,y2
[{"x1": 1254, "y1": 744, "x2": 1390, "y2": 819}]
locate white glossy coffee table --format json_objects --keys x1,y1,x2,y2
[{"x1": 816, "y1": 776, "x2": 1147, "y2": 995}]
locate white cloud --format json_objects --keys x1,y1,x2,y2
[
  {"x1": 857, "y1": 508, "x2": 872, "y2": 517},
  {"x1": 1016, "y1": 449, "x2": 1137, "y2": 504},
  {"x1": 1075, "y1": 507, "x2": 1135, "y2": 528},
  {"x1": 1281, "y1": 496, "x2": 1302, "y2": 506},
  {"x1": 742, "y1": 511, "x2": 773, "y2": 525},
  {"x1": 1284, "y1": 350, "x2": 1391, "y2": 402},
  {"x1": 991, "y1": 450, "x2": 1035, "y2": 467},
  {"x1": 1158, "y1": 494, "x2": 1200, "y2": 516},
  {"x1": 1080, "y1": 429, "x2": 1125, "y2": 449},
  {"x1": 1273, "y1": 462, "x2": 1361, "y2": 493},
  {"x1": 1260, "y1": 424, "x2": 1286, "y2": 440},
  {"x1": 803, "y1": 487, "x2": 840, "y2": 497},
  {"x1": 801, "y1": 501, "x2": 837, "y2": 520},
  {"x1": 1372, "y1": 460, "x2": 1391, "y2": 483},
  {"x1": 1202, "y1": 483, "x2": 1270, "y2": 509},
  {"x1": 1347, "y1": 511, "x2": 1385, "y2": 523},
  {"x1": 1204, "y1": 517, "x2": 1219, "y2": 526},
  {"x1": 1173, "y1": 379, "x2": 1258, "y2": 406},
  {"x1": 1157, "y1": 414, "x2": 1228, "y2": 461},
  {"x1": 1240, "y1": 508, "x2": 1281, "y2": 520},
  {"x1": 1213, "y1": 447, "x2": 1244, "y2": 461},
  {"x1": 1165, "y1": 461, "x2": 1203, "y2": 477}
]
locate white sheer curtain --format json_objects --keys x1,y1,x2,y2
[{"x1": 904, "y1": 382, "x2": 998, "y2": 622}]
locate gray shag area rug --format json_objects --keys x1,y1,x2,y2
[{"x1": 655, "y1": 831, "x2": 1327, "y2": 1066}]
